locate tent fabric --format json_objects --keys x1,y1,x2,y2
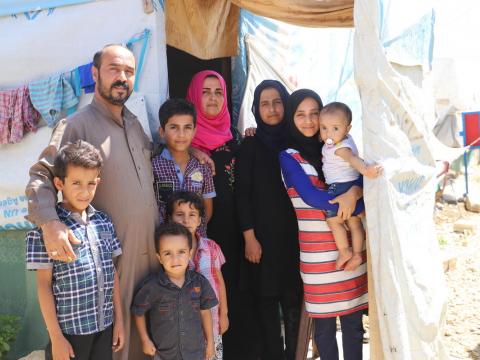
[
  {"x1": 165, "y1": 0, "x2": 353, "y2": 60},
  {"x1": 354, "y1": 0, "x2": 449, "y2": 358},
  {"x1": 232, "y1": 0, "x2": 353, "y2": 28},
  {"x1": 165, "y1": 0, "x2": 240, "y2": 60}
]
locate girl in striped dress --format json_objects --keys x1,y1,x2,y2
[{"x1": 279, "y1": 89, "x2": 368, "y2": 360}]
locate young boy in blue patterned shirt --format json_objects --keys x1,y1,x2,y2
[{"x1": 25, "y1": 140, "x2": 124, "y2": 360}]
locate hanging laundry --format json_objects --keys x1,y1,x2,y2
[
  {"x1": 0, "y1": 85, "x2": 39, "y2": 144},
  {"x1": 67, "y1": 68, "x2": 82, "y2": 97},
  {"x1": 29, "y1": 73, "x2": 79, "y2": 127},
  {"x1": 77, "y1": 62, "x2": 95, "y2": 94}
]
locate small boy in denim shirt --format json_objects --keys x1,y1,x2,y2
[{"x1": 132, "y1": 222, "x2": 218, "y2": 360}]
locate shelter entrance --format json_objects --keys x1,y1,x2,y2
[{"x1": 166, "y1": 45, "x2": 232, "y2": 114}]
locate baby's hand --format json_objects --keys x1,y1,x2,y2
[
  {"x1": 364, "y1": 164, "x2": 383, "y2": 178},
  {"x1": 141, "y1": 337, "x2": 156, "y2": 356},
  {"x1": 205, "y1": 339, "x2": 215, "y2": 359}
]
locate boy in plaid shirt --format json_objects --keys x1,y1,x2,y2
[
  {"x1": 166, "y1": 191, "x2": 228, "y2": 360},
  {"x1": 153, "y1": 99, "x2": 216, "y2": 236},
  {"x1": 25, "y1": 140, "x2": 124, "y2": 360}
]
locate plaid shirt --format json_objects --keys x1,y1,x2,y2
[
  {"x1": 25, "y1": 204, "x2": 122, "y2": 335},
  {"x1": 189, "y1": 236, "x2": 225, "y2": 337},
  {"x1": 152, "y1": 148, "x2": 216, "y2": 236}
]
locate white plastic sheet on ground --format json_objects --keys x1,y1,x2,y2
[{"x1": 354, "y1": 1, "x2": 451, "y2": 358}]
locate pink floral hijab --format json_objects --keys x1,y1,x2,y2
[{"x1": 186, "y1": 70, "x2": 232, "y2": 154}]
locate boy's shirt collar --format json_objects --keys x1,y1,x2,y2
[
  {"x1": 56, "y1": 203, "x2": 97, "y2": 224},
  {"x1": 156, "y1": 266, "x2": 194, "y2": 289},
  {"x1": 160, "y1": 147, "x2": 174, "y2": 161}
]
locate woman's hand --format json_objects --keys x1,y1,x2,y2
[
  {"x1": 243, "y1": 229, "x2": 262, "y2": 263},
  {"x1": 190, "y1": 147, "x2": 216, "y2": 175},
  {"x1": 244, "y1": 127, "x2": 256, "y2": 137},
  {"x1": 329, "y1": 185, "x2": 362, "y2": 220}
]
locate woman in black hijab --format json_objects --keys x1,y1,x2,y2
[{"x1": 235, "y1": 80, "x2": 302, "y2": 360}]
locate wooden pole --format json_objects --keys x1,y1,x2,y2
[
  {"x1": 295, "y1": 301, "x2": 313, "y2": 360},
  {"x1": 367, "y1": 237, "x2": 384, "y2": 359}
]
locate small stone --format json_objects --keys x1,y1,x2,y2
[{"x1": 453, "y1": 219, "x2": 477, "y2": 233}]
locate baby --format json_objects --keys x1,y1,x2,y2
[{"x1": 319, "y1": 102, "x2": 382, "y2": 271}]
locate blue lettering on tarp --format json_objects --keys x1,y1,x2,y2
[
  {"x1": 0, "y1": 221, "x2": 34, "y2": 231},
  {"x1": 0, "y1": 195, "x2": 28, "y2": 208},
  {"x1": 3, "y1": 208, "x2": 28, "y2": 218}
]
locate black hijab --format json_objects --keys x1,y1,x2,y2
[
  {"x1": 285, "y1": 89, "x2": 324, "y2": 176},
  {"x1": 252, "y1": 80, "x2": 290, "y2": 153}
]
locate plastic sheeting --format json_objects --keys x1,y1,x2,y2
[
  {"x1": 164, "y1": 0, "x2": 353, "y2": 60},
  {"x1": 0, "y1": 1, "x2": 168, "y2": 357},
  {"x1": 232, "y1": 0, "x2": 353, "y2": 28},
  {"x1": 354, "y1": 0, "x2": 450, "y2": 358},
  {"x1": 233, "y1": 10, "x2": 361, "y2": 144},
  {"x1": 0, "y1": 0, "x2": 168, "y2": 231}
]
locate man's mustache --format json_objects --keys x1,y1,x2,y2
[{"x1": 111, "y1": 81, "x2": 129, "y2": 90}]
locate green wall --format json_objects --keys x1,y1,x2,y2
[{"x1": 0, "y1": 230, "x2": 47, "y2": 359}]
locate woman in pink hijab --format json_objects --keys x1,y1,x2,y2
[{"x1": 187, "y1": 70, "x2": 256, "y2": 360}]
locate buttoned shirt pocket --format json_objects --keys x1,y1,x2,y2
[{"x1": 154, "y1": 181, "x2": 174, "y2": 204}]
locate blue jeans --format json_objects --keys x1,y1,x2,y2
[
  {"x1": 313, "y1": 310, "x2": 364, "y2": 360},
  {"x1": 325, "y1": 180, "x2": 357, "y2": 218}
]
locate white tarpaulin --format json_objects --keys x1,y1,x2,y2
[
  {"x1": 234, "y1": 10, "x2": 361, "y2": 145},
  {"x1": 354, "y1": 1, "x2": 450, "y2": 358},
  {"x1": 0, "y1": 0, "x2": 168, "y2": 230}
]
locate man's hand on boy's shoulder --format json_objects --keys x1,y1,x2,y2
[
  {"x1": 190, "y1": 147, "x2": 216, "y2": 175},
  {"x1": 41, "y1": 220, "x2": 81, "y2": 262}
]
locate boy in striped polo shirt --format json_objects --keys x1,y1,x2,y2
[{"x1": 26, "y1": 140, "x2": 124, "y2": 360}]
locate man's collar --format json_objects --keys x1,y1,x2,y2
[{"x1": 90, "y1": 96, "x2": 135, "y2": 127}]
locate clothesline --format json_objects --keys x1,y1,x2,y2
[{"x1": 0, "y1": 28, "x2": 151, "y2": 145}]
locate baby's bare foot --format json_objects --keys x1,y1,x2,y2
[
  {"x1": 344, "y1": 253, "x2": 363, "y2": 271},
  {"x1": 336, "y1": 248, "x2": 353, "y2": 270}
]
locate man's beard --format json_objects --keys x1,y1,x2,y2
[{"x1": 97, "y1": 74, "x2": 132, "y2": 106}]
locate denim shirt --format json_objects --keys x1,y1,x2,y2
[{"x1": 132, "y1": 269, "x2": 218, "y2": 360}]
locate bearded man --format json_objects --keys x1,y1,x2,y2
[{"x1": 26, "y1": 44, "x2": 159, "y2": 360}]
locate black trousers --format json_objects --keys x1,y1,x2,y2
[
  {"x1": 313, "y1": 310, "x2": 364, "y2": 360},
  {"x1": 257, "y1": 292, "x2": 302, "y2": 360},
  {"x1": 45, "y1": 325, "x2": 113, "y2": 360}
]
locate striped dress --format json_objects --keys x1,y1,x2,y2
[{"x1": 279, "y1": 148, "x2": 368, "y2": 318}]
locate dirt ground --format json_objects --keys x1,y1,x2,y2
[{"x1": 436, "y1": 166, "x2": 480, "y2": 359}]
